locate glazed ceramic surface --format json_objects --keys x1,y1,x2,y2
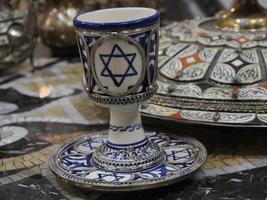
[
  {"x1": 49, "y1": 7, "x2": 207, "y2": 191},
  {"x1": 73, "y1": 7, "x2": 165, "y2": 175},
  {"x1": 74, "y1": 7, "x2": 159, "y2": 105},
  {"x1": 142, "y1": 17, "x2": 267, "y2": 127},
  {"x1": 2, "y1": 58, "x2": 267, "y2": 198},
  {"x1": 50, "y1": 131, "x2": 207, "y2": 191},
  {"x1": 73, "y1": 7, "x2": 159, "y2": 146}
]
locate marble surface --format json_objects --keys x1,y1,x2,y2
[{"x1": 1, "y1": 59, "x2": 267, "y2": 199}]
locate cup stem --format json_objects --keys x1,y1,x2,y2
[{"x1": 108, "y1": 105, "x2": 146, "y2": 146}]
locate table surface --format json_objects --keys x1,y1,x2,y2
[{"x1": 1, "y1": 59, "x2": 267, "y2": 200}]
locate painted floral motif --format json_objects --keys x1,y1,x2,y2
[
  {"x1": 141, "y1": 104, "x2": 264, "y2": 125},
  {"x1": 157, "y1": 82, "x2": 202, "y2": 98},
  {"x1": 160, "y1": 45, "x2": 218, "y2": 82},
  {"x1": 210, "y1": 49, "x2": 262, "y2": 84},
  {"x1": 180, "y1": 110, "x2": 256, "y2": 124},
  {"x1": 148, "y1": 18, "x2": 267, "y2": 126}
]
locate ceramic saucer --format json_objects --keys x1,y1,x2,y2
[{"x1": 50, "y1": 130, "x2": 207, "y2": 191}]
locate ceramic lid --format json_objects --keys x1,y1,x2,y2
[{"x1": 142, "y1": 17, "x2": 267, "y2": 127}]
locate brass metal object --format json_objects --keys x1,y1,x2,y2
[
  {"x1": 0, "y1": 0, "x2": 37, "y2": 68},
  {"x1": 39, "y1": 0, "x2": 165, "y2": 50},
  {"x1": 39, "y1": 1, "x2": 81, "y2": 48},
  {"x1": 218, "y1": 0, "x2": 267, "y2": 30}
]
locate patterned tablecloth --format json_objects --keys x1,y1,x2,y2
[{"x1": 1, "y1": 59, "x2": 267, "y2": 199}]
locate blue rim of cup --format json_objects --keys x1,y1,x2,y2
[{"x1": 73, "y1": 7, "x2": 160, "y2": 30}]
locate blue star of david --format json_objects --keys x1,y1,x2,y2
[
  {"x1": 100, "y1": 44, "x2": 138, "y2": 87},
  {"x1": 166, "y1": 149, "x2": 192, "y2": 161},
  {"x1": 97, "y1": 172, "x2": 125, "y2": 182}
]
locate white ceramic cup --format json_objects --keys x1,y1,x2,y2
[{"x1": 74, "y1": 7, "x2": 160, "y2": 146}]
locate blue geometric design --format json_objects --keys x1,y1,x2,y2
[
  {"x1": 166, "y1": 149, "x2": 192, "y2": 161},
  {"x1": 100, "y1": 44, "x2": 138, "y2": 87},
  {"x1": 85, "y1": 137, "x2": 105, "y2": 150},
  {"x1": 96, "y1": 172, "x2": 125, "y2": 182},
  {"x1": 62, "y1": 154, "x2": 93, "y2": 170},
  {"x1": 55, "y1": 132, "x2": 206, "y2": 186},
  {"x1": 109, "y1": 123, "x2": 143, "y2": 132}
]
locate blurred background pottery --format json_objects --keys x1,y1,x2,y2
[
  {"x1": 0, "y1": 0, "x2": 37, "y2": 68},
  {"x1": 38, "y1": 0, "x2": 165, "y2": 57},
  {"x1": 142, "y1": 0, "x2": 267, "y2": 127}
]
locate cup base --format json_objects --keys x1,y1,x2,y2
[
  {"x1": 49, "y1": 130, "x2": 207, "y2": 191},
  {"x1": 92, "y1": 138, "x2": 164, "y2": 173}
]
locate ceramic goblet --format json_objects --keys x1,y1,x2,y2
[
  {"x1": 49, "y1": 7, "x2": 207, "y2": 191},
  {"x1": 74, "y1": 7, "x2": 162, "y2": 173}
]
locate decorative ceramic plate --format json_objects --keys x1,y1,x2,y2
[
  {"x1": 141, "y1": 18, "x2": 267, "y2": 127},
  {"x1": 49, "y1": 130, "x2": 207, "y2": 191}
]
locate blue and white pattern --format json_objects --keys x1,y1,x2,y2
[
  {"x1": 100, "y1": 44, "x2": 138, "y2": 87},
  {"x1": 74, "y1": 8, "x2": 159, "y2": 103},
  {"x1": 129, "y1": 30, "x2": 158, "y2": 94},
  {"x1": 140, "y1": 164, "x2": 179, "y2": 179},
  {"x1": 77, "y1": 36, "x2": 99, "y2": 86},
  {"x1": 106, "y1": 137, "x2": 148, "y2": 151},
  {"x1": 109, "y1": 123, "x2": 143, "y2": 132},
  {"x1": 84, "y1": 170, "x2": 133, "y2": 182},
  {"x1": 148, "y1": 31, "x2": 158, "y2": 84},
  {"x1": 50, "y1": 131, "x2": 207, "y2": 191},
  {"x1": 77, "y1": 29, "x2": 159, "y2": 102}
]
